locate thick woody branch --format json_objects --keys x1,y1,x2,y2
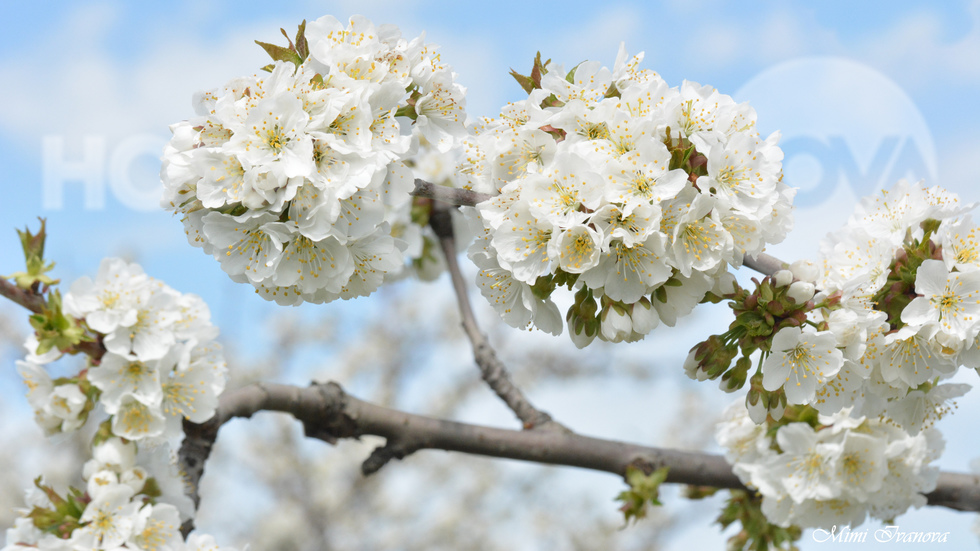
[
  {"x1": 180, "y1": 380, "x2": 980, "y2": 515},
  {"x1": 428, "y1": 204, "x2": 560, "y2": 431}
]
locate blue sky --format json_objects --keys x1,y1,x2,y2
[{"x1": 2, "y1": 1, "x2": 980, "y2": 549}]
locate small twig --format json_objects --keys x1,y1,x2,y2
[
  {"x1": 0, "y1": 278, "x2": 105, "y2": 360},
  {"x1": 411, "y1": 178, "x2": 490, "y2": 207},
  {"x1": 428, "y1": 203, "x2": 562, "y2": 431},
  {"x1": 0, "y1": 278, "x2": 45, "y2": 313},
  {"x1": 361, "y1": 439, "x2": 420, "y2": 476}
]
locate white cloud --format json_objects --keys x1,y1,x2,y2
[
  {"x1": 0, "y1": 4, "x2": 293, "y2": 149},
  {"x1": 856, "y1": 1, "x2": 980, "y2": 89}
]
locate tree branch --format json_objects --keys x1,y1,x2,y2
[
  {"x1": 0, "y1": 278, "x2": 104, "y2": 359},
  {"x1": 428, "y1": 203, "x2": 561, "y2": 432},
  {"x1": 411, "y1": 178, "x2": 490, "y2": 207},
  {"x1": 180, "y1": 380, "x2": 980, "y2": 516},
  {"x1": 742, "y1": 253, "x2": 787, "y2": 277},
  {"x1": 0, "y1": 278, "x2": 45, "y2": 313}
]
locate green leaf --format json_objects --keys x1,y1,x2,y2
[
  {"x1": 616, "y1": 465, "x2": 669, "y2": 525},
  {"x1": 510, "y1": 52, "x2": 552, "y2": 94},
  {"x1": 531, "y1": 52, "x2": 550, "y2": 87},
  {"x1": 7, "y1": 218, "x2": 59, "y2": 289},
  {"x1": 255, "y1": 40, "x2": 303, "y2": 66},
  {"x1": 509, "y1": 68, "x2": 536, "y2": 94},
  {"x1": 718, "y1": 490, "x2": 802, "y2": 551},
  {"x1": 295, "y1": 20, "x2": 309, "y2": 60}
]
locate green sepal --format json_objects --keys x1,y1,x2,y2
[
  {"x1": 91, "y1": 418, "x2": 116, "y2": 447},
  {"x1": 682, "y1": 485, "x2": 719, "y2": 500},
  {"x1": 530, "y1": 274, "x2": 556, "y2": 301},
  {"x1": 395, "y1": 103, "x2": 419, "y2": 120},
  {"x1": 141, "y1": 476, "x2": 163, "y2": 499},
  {"x1": 551, "y1": 268, "x2": 579, "y2": 290},
  {"x1": 616, "y1": 465, "x2": 669, "y2": 525},
  {"x1": 604, "y1": 81, "x2": 621, "y2": 99}
]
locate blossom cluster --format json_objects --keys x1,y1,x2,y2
[
  {"x1": 2, "y1": 438, "x2": 230, "y2": 551},
  {"x1": 718, "y1": 401, "x2": 942, "y2": 530},
  {"x1": 6, "y1": 259, "x2": 234, "y2": 550},
  {"x1": 161, "y1": 15, "x2": 468, "y2": 305},
  {"x1": 461, "y1": 48, "x2": 793, "y2": 346},
  {"x1": 707, "y1": 180, "x2": 978, "y2": 532},
  {"x1": 758, "y1": 181, "x2": 975, "y2": 435},
  {"x1": 15, "y1": 258, "x2": 228, "y2": 443}
]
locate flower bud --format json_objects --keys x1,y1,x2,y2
[
  {"x1": 712, "y1": 271, "x2": 738, "y2": 296},
  {"x1": 768, "y1": 402, "x2": 785, "y2": 421},
  {"x1": 629, "y1": 298, "x2": 660, "y2": 335},
  {"x1": 746, "y1": 393, "x2": 768, "y2": 424},
  {"x1": 786, "y1": 281, "x2": 815, "y2": 304},
  {"x1": 772, "y1": 269, "x2": 793, "y2": 288},
  {"x1": 683, "y1": 349, "x2": 709, "y2": 381},
  {"x1": 600, "y1": 304, "x2": 632, "y2": 343},
  {"x1": 569, "y1": 319, "x2": 597, "y2": 349}
]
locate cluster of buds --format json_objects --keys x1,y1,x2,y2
[
  {"x1": 866, "y1": 219, "x2": 944, "y2": 329},
  {"x1": 684, "y1": 266, "x2": 817, "y2": 409}
]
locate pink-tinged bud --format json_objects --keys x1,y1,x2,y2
[
  {"x1": 766, "y1": 300, "x2": 785, "y2": 316},
  {"x1": 744, "y1": 294, "x2": 759, "y2": 310}
]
